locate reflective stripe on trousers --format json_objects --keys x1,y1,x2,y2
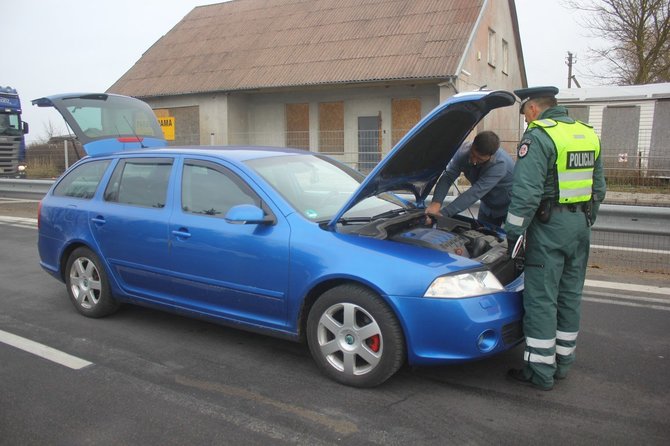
[
  {"x1": 556, "y1": 330, "x2": 579, "y2": 359},
  {"x1": 525, "y1": 336, "x2": 556, "y2": 365}
]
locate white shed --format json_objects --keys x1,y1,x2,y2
[{"x1": 557, "y1": 83, "x2": 670, "y2": 179}]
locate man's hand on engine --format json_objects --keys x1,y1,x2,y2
[{"x1": 424, "y1": 202, "x2": 443, "y2": 226}]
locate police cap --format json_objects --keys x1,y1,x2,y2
[{"x1": 514, "y1": 86, "x2": 559, "y2": 114}]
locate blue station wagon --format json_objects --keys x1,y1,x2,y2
[{"x1": 35, "y1": 90, "x2": 524, "y2": 387}]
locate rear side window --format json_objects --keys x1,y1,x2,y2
[
  {"x1": 104, "y1": 158, "x2": 173, "y2": 208},
  {"x1": 182, "y1": 160, "x2": 260, "y2": 217},
  {"x1": 53, "y1": 160, "x2": 111, "y2": 199}
]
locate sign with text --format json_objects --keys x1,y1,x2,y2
[{"x1": 158, "y1": 117, "x2": 175, "y2": 141}]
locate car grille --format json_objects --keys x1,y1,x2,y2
[{"x1": 502, "y1": 321, "x2": 524, "y2": 345}]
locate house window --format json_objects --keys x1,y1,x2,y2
[
  {"x1": 286, "y1": 103, "x2": 310, "y2": 150},
  {"x1": 502, "y1": 39, "x2": 509, "y2": 74},
  {"x1": 318, "y1": 101, "x2": 344, "y2": 153},
  {"x1": 488, "y1": 28, "x2": 496, "y2": 67}
]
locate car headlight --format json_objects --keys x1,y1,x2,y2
[
  {"x1": 18, "y1": 165, "x2": 26, "y2": 172},
  {"x1": 424, "y1": 270, "x2": 504, "y2": 298}
]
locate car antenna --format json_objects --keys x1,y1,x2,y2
[{"x1": 122, "y1": 115, "x2": 147, "y2": 148}]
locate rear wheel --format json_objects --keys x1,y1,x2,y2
[
  {"x1": 306, "y1": 284, "x2": 405, "y2": 387},
  {"x1": 65, "y1": 247, "x2": 119, "y2": 318}
]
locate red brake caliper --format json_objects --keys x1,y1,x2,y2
[{"x1": 366, "y1": 335, "x2": 381, "y2": 352}]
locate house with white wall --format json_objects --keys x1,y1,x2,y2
[{"x1": 108, "y1": 0, "x2": 527, "y2": 171}]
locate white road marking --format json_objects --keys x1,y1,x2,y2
[
  {"x1": 0, "y1": 216, "x2": 37, "y2": 223},
  {"x1": 583, "y1": 296, "x2": 670, "y2": 311},
  {"x1": 0, "y1": 216, "x2": 37, "y2": 228},
  {"x1": 584, "y1": 279, "x2": 670, "y2": 296},
  {"x1": 591, "y1": 244, "x2": 670, "y2": 255},
  {"x1": 0, "y1": 198, "x2": 40, "y2": 204},
  {"x1": 0, "y1": 329, "x2": 93, "y2": 370},
  {"x1": 585, "y1": 290, "x2": 670, "y2": 304}
]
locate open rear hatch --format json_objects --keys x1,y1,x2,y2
[{"x1": 32, "y1": 93, "x2": 166, "y2": 156}]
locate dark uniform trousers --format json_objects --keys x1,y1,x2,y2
[{"x1": 522, "y1": 206, "x2": 590, "y2": 386}]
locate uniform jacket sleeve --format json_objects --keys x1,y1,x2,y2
[{"x1": 503, "y1": 131, "x2": 549, "y2": 239}]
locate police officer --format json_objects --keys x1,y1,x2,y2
[
  {"x1": 505, "y1": 86, "x2": 606, "y2": 391},
  {"x1": 425, "y1": 131, "x2": 514, "y2": 226}
]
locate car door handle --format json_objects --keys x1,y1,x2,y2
[
  {"x1": 91, "y1": 216, "x2": 106, "y2": 225},
  {"x1": 171, "y1": 228, "x2": 192, "y2": 239}
]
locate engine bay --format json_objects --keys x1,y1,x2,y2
[{"x1": 338, "y1": 209, "x2": 520, "y2": 285}]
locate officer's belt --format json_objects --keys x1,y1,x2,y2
[{"x1": 552, "y1": 203, "x2": 586, "y2": 213}]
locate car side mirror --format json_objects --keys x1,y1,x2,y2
[
  {"x1": 22, "y1": 121, "x2": 29, "y2": 135},
  {"x1": 224, "y1": 204, "x2": 276, "y2": 225}
]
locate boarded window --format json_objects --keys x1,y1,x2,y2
[
  {"x1": 286, "y1": 103, "x2": 309, "y2": 150},
  {"x1": 318, "y1": 102, "x2": 344, "y2": 153},
  {"x1": 153, "y1": 106, "x2": 200, "y2": 146},
  {"x1": 601, "y1": 105, "x2": 640, "y2": 173},
  {"x1": 391, "y1": 98, "x2": 421, "y2": 146},
  {"x1": 649, "y1": 99, "x2": 670, "y2": 177}
]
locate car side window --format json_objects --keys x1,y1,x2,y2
[
  {"x1": 182, "y1": 160, "x2": 260, "y2": 217},
  {"x1": 104, "y1": 158, "x2": 173, "y2": 208},
  {"x1": 53, "y1": 159, "x2": 111, "y2": 199}
]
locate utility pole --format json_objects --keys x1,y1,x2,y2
[
  {"x1": 566, "y1": 52, "x2": 581, "y2": 88},
  {"x1": 567, "y1": 52, "x2": 575, "y2": 88}
]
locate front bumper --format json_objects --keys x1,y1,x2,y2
[{"x1": 387, "y1": 275, "x2": 524, "y2": 365}]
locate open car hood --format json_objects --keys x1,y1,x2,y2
[
  {"x1": 328, "y1": 90, "x2": 516, "y2": 228},
  {"x1": 32, "y1": 93, "x2": 166, "y2": 156}
]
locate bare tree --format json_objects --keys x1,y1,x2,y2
[
  {"x1": 564, "y1": 0, "x2": 670, "y2": 85},
  {"x1": 41, "y1": 120, "x2": 58, "y2": 143}
]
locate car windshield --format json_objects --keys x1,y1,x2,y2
[{"x1": 246, "y1": 154, "x2": 404, "y2": 222}]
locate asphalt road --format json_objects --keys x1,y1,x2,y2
[{"x1": 1, "y1": 212, "x2": 669, "y2": 444}]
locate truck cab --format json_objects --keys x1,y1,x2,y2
[{"x1": 0, "y1": 86, "x2": 29, "y2": 178}]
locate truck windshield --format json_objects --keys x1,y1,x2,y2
[{"x1": 0, "y1": 113, "x2": 22, "y2": 136}]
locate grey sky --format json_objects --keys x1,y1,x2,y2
[{"x1": 5, "y1": 0, "x2": 607, "y2": 143}]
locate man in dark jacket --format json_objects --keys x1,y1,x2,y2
[{"x1": 425, "y1": 131, "x2": 514, "y2": 226}]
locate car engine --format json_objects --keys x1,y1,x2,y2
[{"x1": 340, "y1": 209, "x2": 520, "y2": 285}]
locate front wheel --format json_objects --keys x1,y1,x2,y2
[
  {"x1": 65, "y1": 247, "x2": 119, "y2": 318},
  {"x1": 306, "y1": 284, "x2": 405, "y2": 387}
]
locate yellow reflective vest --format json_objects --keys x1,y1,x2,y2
[{"x1": 529, "y1": 118, "x2": 600, "y2": 204}]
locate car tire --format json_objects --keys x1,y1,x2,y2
[
  {"x1": 306, "y1": 284, "x2": 405, "y2": 387},
  {"x1": 65, "y1": 247, "x2": 119, "y2": 318}
]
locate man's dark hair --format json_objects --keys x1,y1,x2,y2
[{"x1": 472, "y1": 131, "x2": 500, "y2": 156}]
